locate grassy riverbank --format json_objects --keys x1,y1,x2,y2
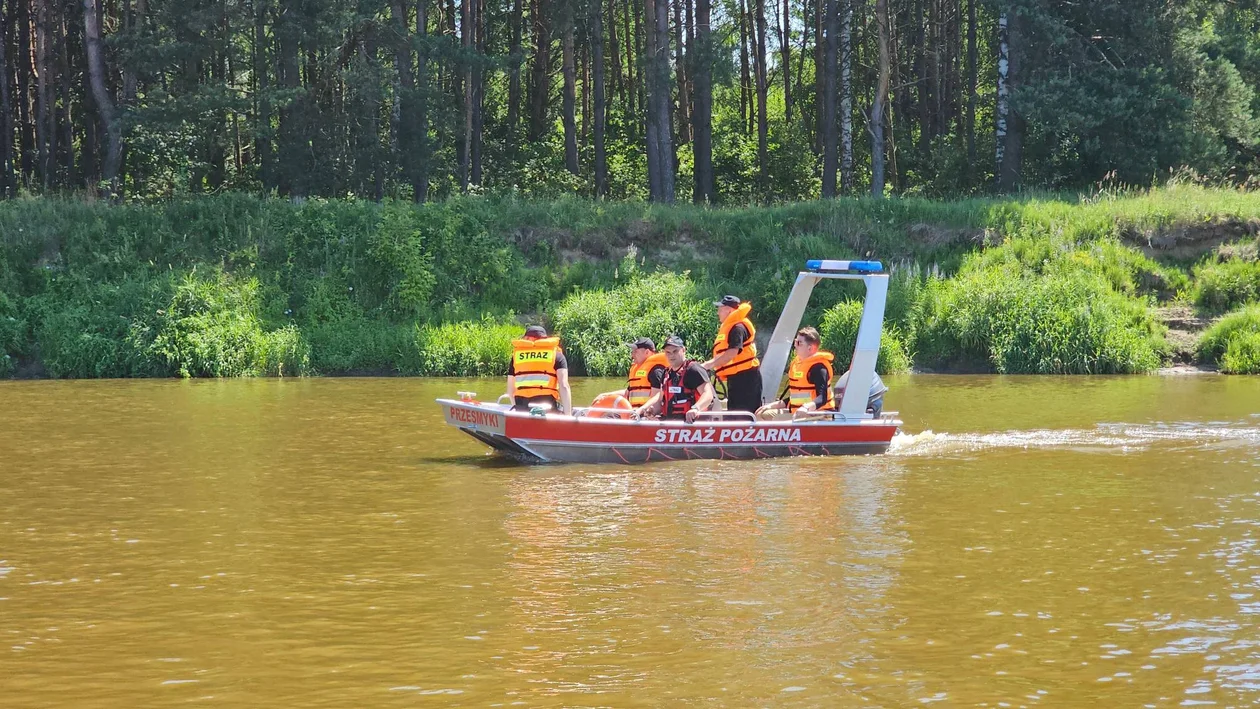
[{"x1": 2, "y1": 186, "x2": 1259, "y2": 379}]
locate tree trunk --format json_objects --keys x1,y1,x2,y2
[
  {"x1": 592, "y1": 0, "x2": 608, "y2": 195},
  {"x1": 254, "y1": 0, "x2": 271, "y2": 190},
  {"x1": 17, "y1": 0, "x2": 34, "y2": 180},
  {"x1": 966, "y1": 0, "x2": 976, "y2": 169},
  {"x1": 416, "y1": 0, "x2": 430, "y2": 201},
  {"x1": 780, "y1": 0, "x2": 791, "y2": 124},
  {"x1": 644, "y1": 0, "x2": 661, "y2": 197},
  {"x1": 691, "y1": 0, "x2": 714, "y2": 203},
  {"x1": 607, "y1": 0, "x2": 623, "y2": 117},
  {"x1": 277, "y1": 0, "x2": 302, "y2": 196},
  {"x1": 562, "y1": 19, "x2": 579, "y2": 174},
  {"x1": 0, "y1": 0, "x2": 13, "y2": 196},
  {"x1": 996, "y1": 8, "x2": 1022, "y2": 191},
  {"x1": 839, "y1": 0, "x2": 852, "y2": 192},
  {"x1": 35, "y1": 0, "x2": 49, "y2": 187},
  {"x1": 528, "y1": 0, "x2": 551, "y2": 140},
  {"x1": 58, "y1": 5, "x2": 75, "y2": 186},
  {"x1": 871, "y1": 0, "x2": 889, "y2": 198},
  {"x1": 754, "y1": 0, "x2": 768, "y2": 189},
  {"x1": 644, "y1": 0, "x2": 674, "y2": 202},
  {"x1": 461, "y1": 0, "x2": 472, "y2": 190},
  {"x1": 623, "y1": 0, "x2": 637, "y2": 120},
  {"x1": 673, "y1": 0, "x2": 688, "y2": 144},
  {"x1": 83, "y1": 0, "x2": 122, "y2": 195},
  {"x1": 739, "y1": 0, "x2": 750, "y2": 133},
  {"x1": 820, "y1": 0, "x2": 837, "y2": 197},
  {"x1": 508, "y1": 0, "x2": 522, "y2": 133},
  {"x1": 472, "y1": 0, "x2": 485, "y2": 184}
]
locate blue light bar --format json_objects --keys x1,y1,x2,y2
[{"x1": 806, "y1": 259, "x2": 884, "y2": 273}]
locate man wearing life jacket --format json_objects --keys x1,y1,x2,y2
[
  {"x1": 701, "y1": 295, "x2": 763, "y2": 413},
  {"x1": 757, "y1": 327, "x2": 836, "y2": 420},
  {"x1": 507, "y1": 325, "x2": 572, "y2": 414},
  {"x1": 632, "y1": 335, "x2": 714, "y2": 423},
  {"x1": 594, "y1": 337, "x2": 670, "y2": 409}
]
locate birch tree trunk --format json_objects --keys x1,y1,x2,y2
[
  {"x1": 83, "y1": 0, "x2": 122, "y2": 196},
  {"x1": 871, "y1": 0, "x2": 889, "y2": 198},
  {"x1": 995, "y1": 10, "x2": 1009, "y2": 180},
  {"x1": 966, "y1": 0, "x2": 976, "y2": 168},
  {"x1": 839, "y1": 0, "x2": 853, "y2": 192}
]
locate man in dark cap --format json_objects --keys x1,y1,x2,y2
[
  {"x1": 701, "y1": 294, "x2": 763, "y2": 413},
  {"x1": 594, "y1": 337, "x2": 669, "y2": 410},
  {"x1": 632, "y1": 335, "x2": 714, "y2": 422},
  {"x1": 507, "y1": 325, "x2": 571, "y2": 414}
]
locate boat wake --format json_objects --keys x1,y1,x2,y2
[{"x1": 889, "y1": 420, "x2": 1260, "y2": 457}]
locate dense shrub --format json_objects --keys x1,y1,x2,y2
[
  {"x1": 915, "y1": 265, "x2": 1167, "y2": 373},
  {"x1": 551, "y1": 268, "x2": 715, "y2": 375},
  {"x1": 26, "y1": 276, "x2": 170, "y2": 378},
  {"x1": 1197, "y1": 304, "x2": 1260, "y2": 372},
  {"x1": 150, "y1": 271, "x2": 310, "y2": 377},
  {"x1": 1220, "y1": 331, "x2": 1260, "y2": 374},
  {"x1": 0, "y1": 292, "x2": 25, "y2": 377},
  {"x1": 1192, "y1": 259, "x2": 1260, "y2": 314},
  {"x1": 413, "y1": 318, "x2": 520, "y2": 376},
  {"x1": 819, "y1": 300, "x2": 913, "y2": 374}
]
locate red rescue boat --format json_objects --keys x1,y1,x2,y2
[{"x1": 439, "y1": 259, "x2": 902, "y2": 464}]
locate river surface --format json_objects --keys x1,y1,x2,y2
[{"x1": 2, "y1": 375, "x2": 1259, "y2": 707}]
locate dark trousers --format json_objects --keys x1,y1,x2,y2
[
  {"x1": 513, "y1": 395, "x2": 558, "y2": 412},
  {"x1": 723, "y1": 367, "x2": 764, "y2": 413}
]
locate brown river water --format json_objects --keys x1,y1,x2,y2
[{"x1": 2, "y1": 375, "x2": 1259, "y2": 707}]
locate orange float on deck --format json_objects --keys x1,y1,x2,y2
[{"x1": 587, "y1": 393, "x2": 633, "y2": 419}]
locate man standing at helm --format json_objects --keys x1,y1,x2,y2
[{"x1": 701, "y1": 295, "x2": 763, "y2": 413}]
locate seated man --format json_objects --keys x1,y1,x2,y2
[
  {"x1": 757, "y1": 327, "x2": 835, "y2": 420},
  {"x1": 507, "y1": 325, "x2": 572, "y2": 414},
  {"x1": 833, "y1": 368, "x2": 889, "y2": 417},
  {"x1": 632, "y1": 335, "x2": 715, "y2": 423},
  {"x1": 594, "y1": 337, "x2": 670, "y2": 409}
]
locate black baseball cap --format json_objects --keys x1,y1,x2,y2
[
  {"x1": 628, "y1": 337, "x2": 656, "y2": 351},
  {"x1": 663, "y1": 335, "x2": 686, "y2": 349},
  {"x1": 713, "y1": 295, "x2": 742, "y2": 308},
  {"x1": 523, "y1": 325, "x2": 548, "y2": 338}
]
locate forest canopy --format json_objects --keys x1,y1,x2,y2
[{"x1": 0, "y1": 0, "x2": 1257, "y2": 203}]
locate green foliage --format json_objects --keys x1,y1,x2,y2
[
  {"x1": 915, "y1": 263, "x2": 1167, "y2": 374},
  {"x1": 1197, "y1": 304, "x2": 1260, "y2": 372},
  {"x1": 26, "y1": 276, "x2": 170, "y2": 379},
  {"x1": 551, "y1": 268, "x2": 715, "y2": 376},
  {"x1": 150, "y1": 271, "x2": 310, "y2": 377},
  {"x1": 1191, "y1": 258, "x2": 1260, "y2": 314},
  {"x1": 819, "y1": 300, "x2": 913, "y2": 375},
  {"x1": 0, "y1": 292, "x2": 25, "y2": 377},
  {"x1": 413, "y1": 318, "x2": 520, "y2": 377}
]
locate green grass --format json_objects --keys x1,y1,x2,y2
[
  {"x1": 1191, "y1": 259, "x2": 1260, "y2": 314},
  {"x1": 2, "y1": 186, "x2": 1260, "y2": 377},
  {"x1": 1198, "y1": 304, "x2": 1260, "y2": 373}
]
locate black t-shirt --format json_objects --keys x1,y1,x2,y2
[
  {"x1": 722, "y1": 323, "x2": 750, "y2": 353},
  {"x1": 507, "y1": 350, "x2": 567, "y2": 375},
  {"x1": 668, "y1": 362, "x2": 710, "y2": 392},
  {"x1": 646, "y1": 363, "x2": 668, "y2": 388},
  {"x1": 781, "y1": 362, "x2": 831, "y2": 407}
]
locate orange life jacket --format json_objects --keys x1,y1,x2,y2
[
  {"x1": 711, "y1": 302, "x2": 759, "y2": 380},
  {"x1": 787, "y1": 351, "x2": 836, "y2": 412},
  {"x1": 625, "y1": 352, "x2": 670, "y2": 407},
  {"x1": 511, "y1": 337, "x2": 562, "y2": 399}
]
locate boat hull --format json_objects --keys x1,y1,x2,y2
[{"x1": 439, "y1": 399, "x2": 899, "y2": 464}]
